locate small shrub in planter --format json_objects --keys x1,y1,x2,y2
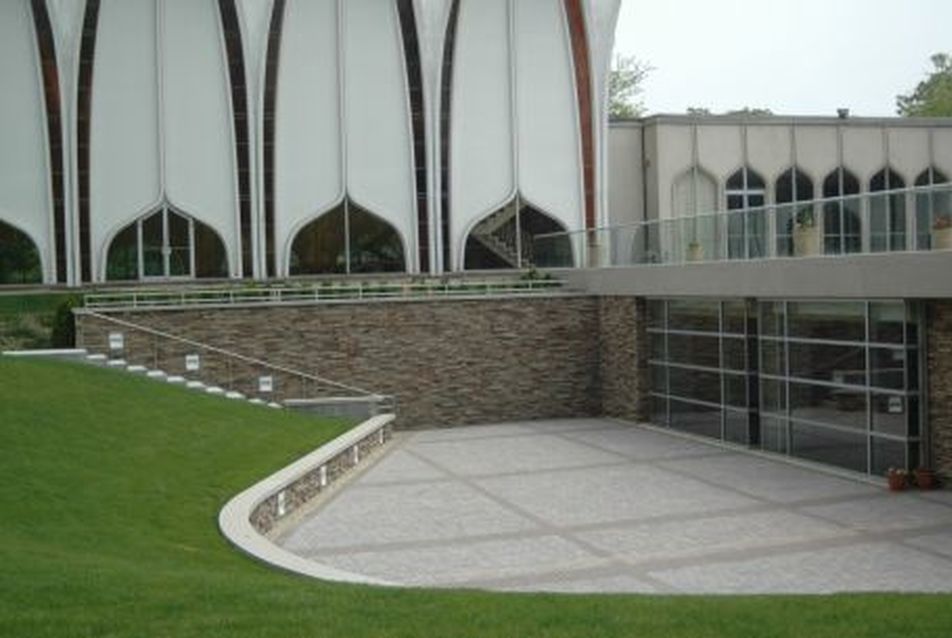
[
  {"x1": 914, "y1": 467, "x2": 938, "y2": 490},
  {"x1": 886, "y1": 467, "x2": 909, "y2": 492},
  {"x1": 50, "y1": 296, "x2": 79, "y2": 348}
]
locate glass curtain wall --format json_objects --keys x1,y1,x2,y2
[
  {"x1": 106, "y1": 208, "x2": 228, "y2": 281},
  {"x1": 915, "y1": 168, "x2": 950, "y2": 250},
  {"x1": 775, "y1": 168, "x2": 814, "y2": 257},
  {"x1": 823, "y1": 168, "x2": 862, "y2": 255},
  {"x1": 648, "y1": 298, "x2": 923, "y2": 476},
  {"x1": 726, "y1": 167, "x2": 767, "y2": 260},
  {"x1": 869, "y1": 168, "x2": 907, "y2": 252}
]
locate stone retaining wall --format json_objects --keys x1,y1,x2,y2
[
  {"x1": 928, "y1": 301, "x2": 952, "y2": 481},
  {"x1": 77, "y1": 296, "x2": 650, "y2": 428}
]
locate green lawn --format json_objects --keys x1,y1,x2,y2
[{"x1": 1, "y1": 357, "x2": 950, "y2": 638}]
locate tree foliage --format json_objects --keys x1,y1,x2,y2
[
  {"x1": 609, "y1": 54, "x2": 651, "y2": 119},
  {"x1": 897, "y1": 53, "x2": 952, "y2": 117}
]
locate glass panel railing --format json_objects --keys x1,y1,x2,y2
[{"x1": 531, "y1": 183, "x2": 952, "y2": 269}]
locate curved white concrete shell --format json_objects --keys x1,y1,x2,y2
[
  {"x1": 0, "y1": 0, "x2": 55, "y2": 282},
  {"x1": 1, "y1": 0, "x2": 622, "y2": 285}
]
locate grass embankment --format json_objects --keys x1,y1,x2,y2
[
  {"x1": 1, "y1": 358, "x2": 951, "y2": 638},
  {"x1": 0, "y1": 293, "x2": 74, "y2": 350}
]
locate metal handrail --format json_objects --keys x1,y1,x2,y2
[
  {"x1": 82, "y1": 310, "x2": 382, "y2": 398},
  {"x1": 83, "y1": 278, "x2": 565, "y2": 311},
  {"x1": 534, "y1": 182, "x2": 952, "y2": 239}
]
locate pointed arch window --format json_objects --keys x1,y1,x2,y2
[
  {"x1": 869, "y1": 168, "x2": 906, "y2": 252},
  {"x1": 726, "y1": 167, "x2": 767, "y2": 259},
  {"x1": 290, "y1": 201, "x2": 407, "y2": 276},
  {"x1": 775, "y1": 168, "x2": 814, "y2": 256},
  {"x1": 823, "y1": 168, "x2": 861, "y2": 255},
  {"x1": 915, "y1": 168, "x2": 950, "y2": 250},
  {"x1": 0, "y1": 221, "x2": 42, "y2": 285},
  {"x1": 464, "y1": 199, "x2": 572, "y2": 270},
  {"x1": 106, "y1": 207, "x2": 228, "y2": 281}
]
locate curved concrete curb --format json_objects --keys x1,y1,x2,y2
[{"x1": 218, "y1": 414, "x2": 396, "y2": 586}]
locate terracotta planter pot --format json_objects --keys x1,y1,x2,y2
[
  {"x1": 887, "y1": 472, "x2": 908, "y2": 492},
  {"x1": 932, "y1": 227, "x2": 952, "y2": 250},
  {"x1": 915, "y1": 468, "x2": 937, "y2": 490},
  {"x1": 687, "y1": 243, "x2": 705, "y2": 262},
  {"x1": 793, "y1": 225, "x2": 821, "y2": 257}
]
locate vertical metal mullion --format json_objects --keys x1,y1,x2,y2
[
  {"x1": 162, "y1": 207, "x2": 170, "y2": 278},
  {"x1": 137, "y1": 220, "x2": 144, "y2": 280},
  {"x1": 865, "y1": 301, "x2": 873, "y2": 475},
  {"x1": 188, "y1": 218, "x2": 196, "y2": 278},
  {"x1": 344, "y1": 199, "x2": 351, "y2": 275},
  {"x1": 747, "y1": 298, "x2": 760, "y2": 448},
  {"x1": 719, "y1": 302, "x2": 726, "y2": 441},
  {"x1": 664, "y1": 300, "x2": 671, "y2": 428},
  {"x1": 784, "y1": 301, "x2": 792, "y2": 456}
]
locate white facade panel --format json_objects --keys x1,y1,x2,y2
[
  {"x1": 793, "y1": 126, "x2": 839, "y2": 184},
  {"x1": 842, "y1": 127, "x2": 886, "y2": 184},
  {"x1": 654, "y1": 124, "x2": 693, "y2": 219},
  {"x1": 747, "y1": 125, "x2": 792, "y2": 187},
  {"x1": 887, "y1": 128, "x2": 931, "y2": 183},
  {"x1": 933, "y1": 129, "x2": 952, "y2": 178},
  {"x1": 163, "y1": 0, "x2": 238, "y2": 272},
  {"x1": 451, "y1": 0, "x2": 515, "y2": 263},
  {"x1": 0, "y1": 0, "x2": 51, "y2": 277},
  {"x1": 514, "y1": 0, "x2": 582, "y2": 231},
  {"x1": 275, "y1": 0, "x2": 343, "y2": 271},
  {"x1": 344, "y1": 0, "x2": 415, "y2": 260},
  {"x1": 91, "y1": 0, "x2": 162, "y2": 273},
  {"x1": 697, "y1": 125, "x2": 743, "y2": 187},
  {"x1": 607, "y1": 125, "x2": 643, "y2": 226}
]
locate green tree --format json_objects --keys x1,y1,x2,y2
[
  {"x1": 609, "y1": 54, "x2": 651, "y2": 119},
  {"x1": 897, "y1": 53, "x2": 952, "y2": 117}
]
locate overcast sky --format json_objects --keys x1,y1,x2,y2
[{"x1": 613, "y1": 0, "x2": 952, "y2": 117}]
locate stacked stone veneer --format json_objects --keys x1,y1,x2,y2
[
  {"x1": 77, "y1": 296, "x2": 650, "y2": 428},
  {"x1": 251, "y1": 421, "x2": 393, "y2": 535},
  {"x1": 928, "y1": 301, "x2": 952, "y2": 482}
]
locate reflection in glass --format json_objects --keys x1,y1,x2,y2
[
  {"x1": 790, "y1": 381, "x2": 867, "y2": 430},
  {"x1": 105, "y1": 225, "x2": 138, "y2": 281},
  {"x1": 775, "y1": 168, "x2": 814, "y2": 257},
  {"x1": 467, "y1": 200, "x2": 572, "y2": 270},
  {"x1": 670, "y1": 399, "x2": 721, "y2": 439},
  {"x1": 727, "y1": 167, "x2": 767, "y2": 260},
  {"x1": 823, "y1": 168, "x2": 861, "y2": 255},
  {"x1": 668, "y1": 299, "x2": 720, "y2": 332},
  {"x1": 791, "y1": 421, "x2": 867, "y2": 473},
  {"x1": 0, "y1": 221, "x2": 42, "y2": 284},
  {"x1": 869, "y1": 168, "x2": 906, "y2": 252},
  {"x1": 915, "y1": 168, "x2": 950, "y2": 250},
  {"x1": 787, "y1": 301, "x2": 866, "y2": 342}
]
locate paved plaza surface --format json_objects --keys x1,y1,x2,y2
[{"x1": 277, "y1": 419, "x2": 952, "y2": 594}]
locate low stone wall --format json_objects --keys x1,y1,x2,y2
[
  {"x1": 251, "y1": 419, "x2": 393, "y2": 535},
  {"x1": 77, "y1": 296, "x2": 619, "y2": 428},
  {"x1": 218, "y1": 414, "x2": 396, "y2": 585},
  {"x1": 928, "y1": 301, "x2": 952, "y2": 482}
]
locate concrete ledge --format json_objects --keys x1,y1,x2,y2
[
  {"x1": 218, "y1": 414, "x2": 396, "y2": 585},
  {"x1": 2, "y1": 349, "x2": 88, "y2": 360}
]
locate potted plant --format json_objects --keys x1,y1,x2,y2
[
  {"x1": 886, "y1": 467, "x2": 909, "y2": 492},
  {"x1": 687, "y1": 240, "x2": 705, "y2": 262},
  {"x1": 914, "y1": 467, "x2": 938, "y2": 490},
  {"x1": 793, "y1": 209, "x2": 821, "y2": 257},
  {"x1": 932, "y1": 215, "x2": 952, "y2": 250}
]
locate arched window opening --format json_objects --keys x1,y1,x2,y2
[
  {"x1": 0, "y1": 221, "x2": 42, "y2": 285},
  {"x1": 106, "y1": 207, "x2": 228, "y2": 281},
  {"x1": 823, "y1": 168, "x2": 861, "y2": 255},
  {"x1": 464, "y1": 199, "x2": 572, "y2": 270},
  {"x1": 289, "y1": 201, "x2": 406, "y2": 276},
  {"x1": 673, "y1": 168, "x2": 718, "y2": 261},
  {"x1": 870, "y1": 168, "x2": 906, "y2": 252},
  {"x1": 775, "y1": 168, "x2": 815, "y2": 256},
  {"x1": 726, "y1": 167, "x2": 767, "y2": 260},
  {"x1": 915, "y1": 168, "x2": 950, "y2": 250}
]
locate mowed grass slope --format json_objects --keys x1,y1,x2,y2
[{"x1": 1, "y1": 358, "x2": 951, "y2": 638}]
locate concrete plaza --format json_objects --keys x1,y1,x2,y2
[{"x1": 277, "y1": 419, "x2": 952, "y2": 594}]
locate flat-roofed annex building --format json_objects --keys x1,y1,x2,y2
[{"x1": 0, "y1": 0, "x2": 622, "y2": 287}]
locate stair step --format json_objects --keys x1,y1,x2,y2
[
  {"x1": 126, "y1": 365, "x2": 148, "y2": 374},
  {"x1": 107, "y1": 359, "x2": 127, "y2": 368},
  {"x1": 146, "y1": 370, "x2": 167, "y2": 380},
  {"x1": 86, "y1": 354, "x2": 107, "y2": 365},
  {"x1": 166, "y1": 376, "x2": 186, "y2": 384},
  {"x1": 225, "y1": 391, "x2": 246, "y2": 400},
  {"x1": 248, "y1": 398, "x2": 266, "y2": 406},
  {"x1": 186, "y1": 381, "x2": 206, "y2": 390},
  {"x1": 267, "y1": 402, "x2": 284, "y2": 410},
  {"x1": 206, "y1": 386, "x2": 226, "y2": 396}
]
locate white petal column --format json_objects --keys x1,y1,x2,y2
[{"x1": 0, "y1": 0, "x2": 58, "y2": 283}]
